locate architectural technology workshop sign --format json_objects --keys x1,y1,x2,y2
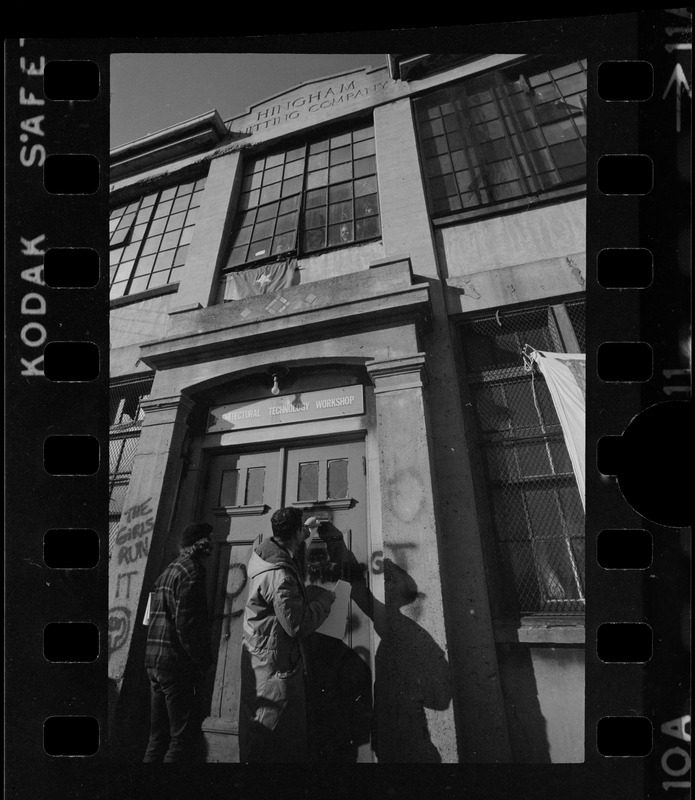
[{"x1": 207, "y1": 385, "x2": 365, "y2": 432}]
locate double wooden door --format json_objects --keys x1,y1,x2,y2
[{"x1": 197, "y1": 440, "x2": 372, "y2": 762}]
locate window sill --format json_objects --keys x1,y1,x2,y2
[
  {"x1": 494, "y1": 616, "x2": 585, "y2": 644},
  {"x1": 431, "y1": 184, "x2": 587, "y2": 228},
  {"x1": 110, "y1": 282, "x2": 179, "y2": 308}
]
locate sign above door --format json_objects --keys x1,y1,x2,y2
[{"x1": 207, "y1": 384, "x2": 365, "y2": 433}]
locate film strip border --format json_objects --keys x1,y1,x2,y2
[{"x1": 3, "y1": 19, "x2": 691, "y2": 800}]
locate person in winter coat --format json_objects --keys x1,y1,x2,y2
[
  {"x1": 238, "y1": 506, "x2": 335, "y2": 763},
  {"x1": 143, "y1": 521, "x2": 213, "y2": 762}
]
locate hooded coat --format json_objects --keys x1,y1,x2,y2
[{"x1": 238, "y1": 536, "x2": 334, "y2": 763}]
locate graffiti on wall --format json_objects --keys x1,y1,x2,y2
[
  {"x1": 114, "y1": 569, "x2": 138, "y2": 599},
  {"x1": 370, "y1": 542, "x2": 417, "y2": 574},
  {"x1": 115, "y1": 497, "x2": 153, "y2": 566},
  {"x1": 109, "y1": 498, "x2": 155, "y2": 668},
  {"x1": 108, "y1": 606, "x2": 131, "y2": 653}
]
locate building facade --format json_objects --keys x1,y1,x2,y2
[{"x1": 108, "y1": 53, "x2": 587, "y2": 763}]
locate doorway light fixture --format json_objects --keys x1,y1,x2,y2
[{"x1": 267, "y1": 365, "x2": 290, "y2": 396}]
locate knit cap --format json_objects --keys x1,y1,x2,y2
[{"x1": 180, "y1": 521, "x2": 213, "y2": 547}]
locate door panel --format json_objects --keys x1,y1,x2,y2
[
  {"x1": 198, "y1": 450, "x2": 281, "y2": 763},
  {"x1": 285, "y1": 441, "x2": 373, "y2": 762}
]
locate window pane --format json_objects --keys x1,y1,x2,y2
[
  {"x1": 331, "y1": 132, "x2": 351, "y2": 148},
  {"x1": 328, "y1": 222, "x2": 354, "y2": 245},
  {"x1": 219, "y1": 469, "x2": 239, "y2": 506},
  {"x1": 110, "y1": 282, "x2": 127, "y2": 300},
  {"x1": 356, "y1": 216, "x2": 380, "y2": 240},
  {"x1": 134, "y1": 254, "x2": 156, "y2": 277},
  {"x1": 355, "y1": 194, "x2": 378, "y2": 218},
  {"x1": 251, "y1": 219, "x2": 275, "y2": 241},
  {"x1": 172, "y1": 195, "x2": 190, "y2": 214},
  {"x1": 263, "y1": 165, "x2": 283, "y2": 185},
  {"x1": 256, "y1": 201, "x2": 279, "y2": 222},
  {"x1": 173, "y1": 245, "x2": 189, "y2": 267},
  {"x1": 245, "y1": 468, "x2": 266, "y2": 505},
  {"x1": 298, "y1": 462, "x2": 319, "y2": 502},
  {"x1": 309, "y1": 139, "x2": 329, "y2": 154},
  {"x1": 282, "y1": 176, "x2": 304, "y2": 197},
  {"x1": 280, "y1": 195, "x2": 301, "y2": 214},
  {"x1": 354, "y1": 156, "x2": 376, "y2": 178},
  {"x1": 329, "y1": 163, "x2": 352, "y2": 183},
  {"x1": 273, "y1": 232, "x2": 295, "y2": 253},
  {"x1": 153, "y1": 200, "x2": 173, "y2": 219},
  {"x1": 110, "y1": 227, "x2": 130, "y2": 247},
  {"x1": 260, "y1": 183, "x2": 281, "y2": 204},
  {"x1": 352, "y1": 125, "x2": 374, "y2": 142},
  {"x1": 329, "y1": 182, "x2": 351, "y2": 203},
  {"x1": 110, "y1": 247, "x2": 124, "y2": 266},
  {"x1": 354, "y1": 177, "x2": 378, "y2": 197},
  {"x1": 148, "y1": 270, "x2": 170, "y2": 289},
  {"x1": 249, "y1": 240, "x2": 271, "y2": 260},
  {"x1": 283, "y1": 158, "x2": 304, "y2": 179},
  {"x1": 286, "y1": 145, "x2": 306, "y2": 162},
  {"x1": 306, "y1": 187, "x2": 327, "y2": 208},
  {"x1": 114, "y1": 260, "x2": 135, "y2": 283},
  {"x1": 303, "y1": 229, "x2": 326, "y2": 252},
  {"x1": 128, "y1": 276, "x2": 149, "y2": 294},
  {"x1": 233, "y1": 225, "x2": 253, "y2": 247},
  {"x1": 275, "y1": 211, "x2": 298, "y2": 234},
  {"x1": 330, "y1": 145, "x2": 352, "y2": 165},
  {"x1": 329, "y1": 201, "x2": 353, "y2": 224},
  {"x1": 228, "y1": 245, "x2": 248, "y2": 267},
  {"x1": 327, "y1": 460, "x2": 349, "y2": 500},
  {"x1": 161, "y1": 231, "x2": 181, "y2": 250},
  {"x1": 165, "y1": 210, "x2": 187, "y2": 232},
  {"x1": 306, "y1": 169, "x2": 328, "y2": 189},
  {"x1": 353, "y1": 138, "x2": 375, "y2": 158},
  {"x1": 309, "y1": 152, "x2": 329, "y2": 171},
  {"x1": 305, "y1": 207, "x2": 327, "y2": 229}
]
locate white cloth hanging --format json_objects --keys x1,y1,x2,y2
[{"x1": 526, "y1": 348, "x2": 586, "y2": 510}]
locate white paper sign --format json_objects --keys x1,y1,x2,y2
[
  {"x1": 142, "y1": 592, "x2": 155, "y2": 626},
  {"x1": 314, "y1": 580, "x2": 351, "y2": 639}
]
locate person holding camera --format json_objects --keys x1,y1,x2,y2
[{"x1": 238, "y1": 507, "x2": 335, "y2": 763}]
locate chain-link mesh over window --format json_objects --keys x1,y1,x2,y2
[
  {"x1": 109, "y1": 376, "x2": 153, "y2": 555},
  {"x1": 460, "y1": 302, "x2": 586, "y2": 615}
]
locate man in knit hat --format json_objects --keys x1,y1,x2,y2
[{"x1": 143, "y1": 520, "x2": 214, "y2": 762}]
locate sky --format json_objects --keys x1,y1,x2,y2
[{"x1": 110, "y1": 53, "x2": 388, "y2": 148}]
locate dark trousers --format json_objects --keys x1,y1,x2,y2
[{"x1": 143, "y1": 667, "x2": 199, "y2": 763}]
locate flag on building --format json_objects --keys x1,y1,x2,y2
[
  {"x1": 222, "y1": 259, "x2": 297, "y2": 301},
  {"x1": 530, "y1": 349, "x2": 586, "y2": 509}
]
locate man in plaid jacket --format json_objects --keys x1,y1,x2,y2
[{"x1": 143, "y1": 521, "x2": 213, "y2": 762}]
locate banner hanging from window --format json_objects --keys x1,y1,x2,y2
[
  {"x1": 528, "y1": 349, "x2": 586, "y2": 509},
  {"x1": 222, "y1": 258, "x2": 297, "y2": 301}
]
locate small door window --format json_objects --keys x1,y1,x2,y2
[
  {"x1": 327, "y1": 459, "x2": 349, "y2": 499},
  {"x1": 245, "y1": 467, "x2": 266, "y2": 505},
  {"x1": 219, "y1": 469, "x2": 239, "y2": 506},
  {"x1": 298, "y1": 462, "x2": 319, "y2": 501}
]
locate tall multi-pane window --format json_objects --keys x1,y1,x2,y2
[
  {"x1": 109, "y1": 377, "x2": 153, "y2": 554},
  {"x1": 109, "y1": 175, "x2": 207, "y2": 299},
  {"x1": 415, "y1": 57, "x2": 587, "y2": 215},
  {"x1": 226, "y1": 122, "x2": 380, "y2": 269},
  {"x1": 459, "y1": 302, "x2": 586, "y2": 615}
]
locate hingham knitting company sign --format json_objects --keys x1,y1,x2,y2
[
  {"x1": 229, "y1": 69, "x2": 398, "y2": 135},
  {"x1": 207, "y1": 385, "x2": 365, "y2": 432}
]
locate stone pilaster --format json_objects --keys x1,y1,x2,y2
[
  {"x1": 367, "y1": 354, "x2": 459, "y2": 763},
  {"x1": 108, "y1": 390, "x2": 195, "y2": 685},
  {"x1": 168, "y1": 149, "x2": 243, "y2": 315}
]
